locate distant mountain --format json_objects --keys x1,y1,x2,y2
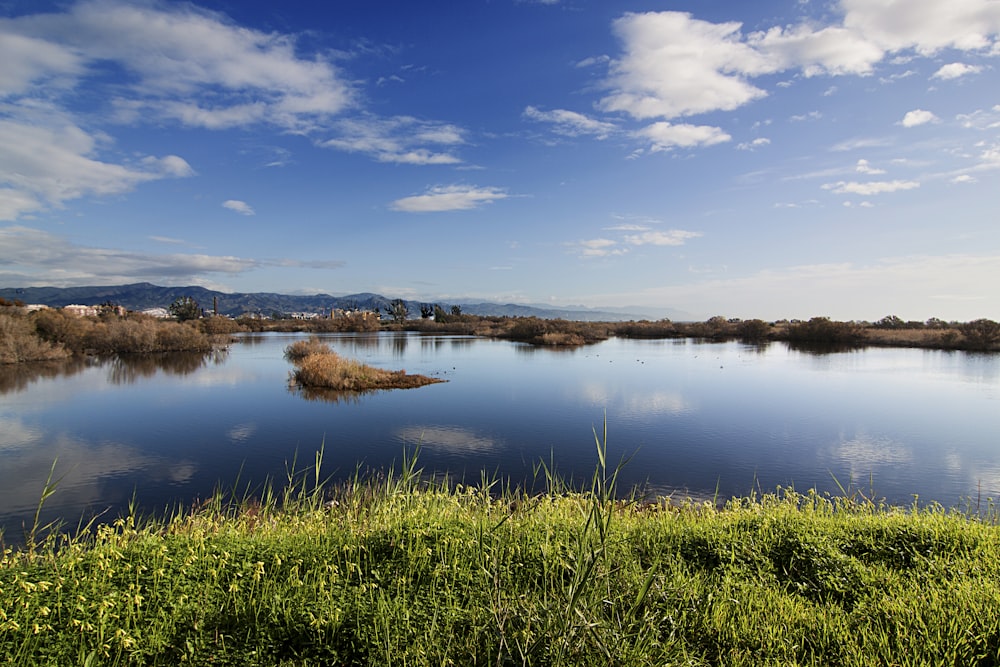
[{"x1": 0, "y1": 282, "x2": 681, "y2": 321}]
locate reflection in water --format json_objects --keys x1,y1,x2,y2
[
  {"x1": 227, "y1": 422, "x2": 258, "y2": 444},
  {"x1": 394, "y1": 425, "x2": 500, "y2": 454},
  {"x1": 108, "y1": 350, "x2": 229, "y2": 384},
  {"x1": 0, "y1": 357, "x2": 93, "y2": 395},
  {"x1": 290, "y1": 384, "x2": 367, "y2": 404},
  {"x1": 0, "y1": 427, "x2": 197, "y2": 543},
  {"x1": 2, "y1": 333, "x2": 999, "y2": 542},
  {"x1": 831, "y1": 433, "x2": 913, "y2": 479}
]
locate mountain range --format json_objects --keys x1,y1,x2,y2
[{"x1": 0, "y1": 283, "x2": 693, "y2": 322}]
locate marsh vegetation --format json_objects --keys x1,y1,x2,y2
[
  {"x1": 284, "y1": 339, "x2": 446, "y2": 392},
  {"x1": 2, "y1": 445, "x2": 999, "y2": 666}
]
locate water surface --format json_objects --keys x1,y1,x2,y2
[{"x1": 2, "y1": 333, "x2": 998, "y2": 539}]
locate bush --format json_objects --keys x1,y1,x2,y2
[
  {"x1": 958, "y1": 318, "x2": 1000, "y2": 351},
  {"x1": 0, "y1": 310, "x2": 70, "y2": 363},
  {"x1": 785, "y1": 317, "x2": 863, "y2": 345},
  {"x1": 737, "y1": 319, "x2": 771, "y2": 342}
]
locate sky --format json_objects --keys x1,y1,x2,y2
[{"x1": 1, "y1": 0, "x2": 999, "y2": 321}]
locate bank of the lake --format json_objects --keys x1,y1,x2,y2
[{"x1": 3, "y1": 464, "x2": 999, "y2": 667}]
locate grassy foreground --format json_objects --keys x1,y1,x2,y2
[{"x1": 2, "y1": 445, "x2": 1000, "y2": 666}]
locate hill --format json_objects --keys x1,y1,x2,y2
[{"x1": 0, "y1": 283, "x2": 684, "y2": 321}]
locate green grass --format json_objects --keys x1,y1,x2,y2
[{"x1": 3, "y1": 438, "x2": 1000, "y2": 666}]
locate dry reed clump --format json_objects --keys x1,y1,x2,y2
[
  {"x1": 0, "y1": 310, "x2": 70, "y2": 363},
  {"x1": 283, "y1": 338, "x2": 334, "y2": 362},
  {"x1": 287, "y1": 341, "x2": 445, "y2": 391}
]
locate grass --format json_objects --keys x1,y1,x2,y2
[
  {"x1": 285, "y1": 339, "x2": 446, "y2": 392},
  {"x1": 3, "y1": 430, "x2": 1000, "y2": 666}
]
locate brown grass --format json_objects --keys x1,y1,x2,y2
[{"x1": 286, "y1": 340, "x2": 446, "y2": 391}]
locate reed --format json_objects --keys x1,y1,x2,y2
[
  {"x1": 3, "y1": 429, "x2": 999, "y2": 666},
  {"x1": 286, "y1": 339, "x2": 445, "y2": 391}
]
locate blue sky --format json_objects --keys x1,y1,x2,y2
[{"x1": 1, "y1": 0, "x2": 999, "y2": 320}]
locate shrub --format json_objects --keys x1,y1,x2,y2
[
  {"x1": 785, "y1": 317, "x2": 863, "y2": 345},
  {"x1": 737, "y1": 319, "x2": 771, "y2": 342},
  {"x1": 284, "y1": 338, "x2": 333, "y2": 362},
  {"x1": 0, "y1": 310, "x2": 70, "y2": 363},
  {"x1": 958, "y1": 318, "x2": 1000, "y2": 351}
]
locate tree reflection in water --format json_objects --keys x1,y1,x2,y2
[
  {"x1": 0, "y1": 357, "x2": 93, "y2": 395},
  {"x1": 107, "y1": 349, "x2": 229, "y2": 384}
]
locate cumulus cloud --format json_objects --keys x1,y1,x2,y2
[
  {"x1": 932, "y1": 62, "x2": 984, "y2": 79},
  {"x1": 390, "y1": 185, "x2": 509, "y2": 213},
  {"x1": 637, "y1": 122, "x2": 731, "y2": 151},
  {"x1": 586, "y1": 2, "x2": 1000, "y2": 133},
  {"x1": 822, "y1": 180, "x2": 920, "y2": 195},
  {"x1": 599, "y1": 12, "x2": 771, "y2": 120},
  {"x1": 840, "y1": 0, "x2": 1000, "y2": 54},
  {"x1": 901, "y1": 109, "x2": 939, "y2": 127},
  {"x1": 222, "y1": 200, "x2": 255, "y2": 216},
  {"x1": 523, "y1": 106, "x2": 617, "y2": 139}
]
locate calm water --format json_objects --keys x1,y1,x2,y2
[{"x1": 2, "y1": 332, "x2": 999, "y2": 539}]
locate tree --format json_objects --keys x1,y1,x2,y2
[
  {"x1": 419, "y1": 303, "x2": 434, "y2": 319},
  {"x1": 450, "y1": 305, "x2": 462, "y2": 317},
  {"x1": 387, "y1": 299, "x2": 408, "y2": 323},
  {"x1": 168, "y1": 296, "x2": 201, "y2": 321},
  {"x1": 875, "y1": 315, "x2": 904, "y2": 329}
]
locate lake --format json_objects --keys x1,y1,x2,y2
[{"x1": 2, "y1": 332, "x2": 999, "y2": 540}]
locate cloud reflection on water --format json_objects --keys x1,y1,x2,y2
[{"x1": 393, "y1": 425, "x2": 500, "y2": 455}]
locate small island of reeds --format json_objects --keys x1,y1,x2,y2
[{"x1": 285, "y1": 338, "x2": 446, "y2": 392}]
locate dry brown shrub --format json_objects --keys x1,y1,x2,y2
[
  {"x1": 290, "y1": 350, "x2": 445, "y2": 391},
  {"x1": 539, "y1": 332, "x2": 586, "y2": 346},
  {"x1": 0, "y1": 311, "x2": 70, "y2": 363},
  {"x1": 284, "y1": 338, "x2": 333, "y2": 362}
]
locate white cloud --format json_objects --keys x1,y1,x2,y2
[
  {"x1": 623, "y1": 230, "x2": 702, "y2": 246},
  {"x1": 523, "y1": 106, "x2": 617, "y2": 139},
  {"x1": 748, "y1": 23, "x2": 884, "y2": 76},
  {"x1": 840, "y1": 0, "x2": 1000, "y2": 55},
  {"x1": 790, "y1": 111, "x2": 823, "y2": 122},
  {"x1": 830, "y1": 136, "x2": 893, "y2": 152},
  {"x1": 592, "y1": 3, "x2": 1000, "y2": 132},
  {"x1": 222, "y1": 200, "x2": 255, "y2": 216},
  {"x1": 855, "y1": 159, "x2": 886, "y2": 174},
  {"x1": 0, "y1": 32, "x2": 83, "y2": 96},
  {"x1": 822, "y1": 180, "x2": 920, "y2": 195},
  {"x1": 573, "y1": 238, "x2": 628, "y2": 258},
  {"x1": 0, "y1": 117, "x2": 193, "y2": 220},
  {"x1": 637, "y1": 122, "x2": 731, "y2": 151},
  {"x1": 951, "y1": 174, "x2": 978, "y2": 184},
  {"x1": 4, "y1": 0, "x2": 353, "y2": 131},
  {"x1": 901, "y1": 109, "x2": 939, "y2": 127},
  {"x1": 957, "y1": 106, "x2": 1000, "y2": 129},
  {"x1": 0, "y1": 226, "x2": 344, "y2": 286},
  {"x1": 600, "y1": 12, "x2": 771, "y2": 120},
  {"x1": 390, "y1": 185, "x2": 509, "y2": 213},
  {"x1": 932, "y1": 62, "x2": 984, "y2": 80},
  {"x1": 737, "y1": 137, "x2": 771, "y2": 151},
  {"x1": 322, "y1": 116, "x2": 465, "y2": 165}
]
